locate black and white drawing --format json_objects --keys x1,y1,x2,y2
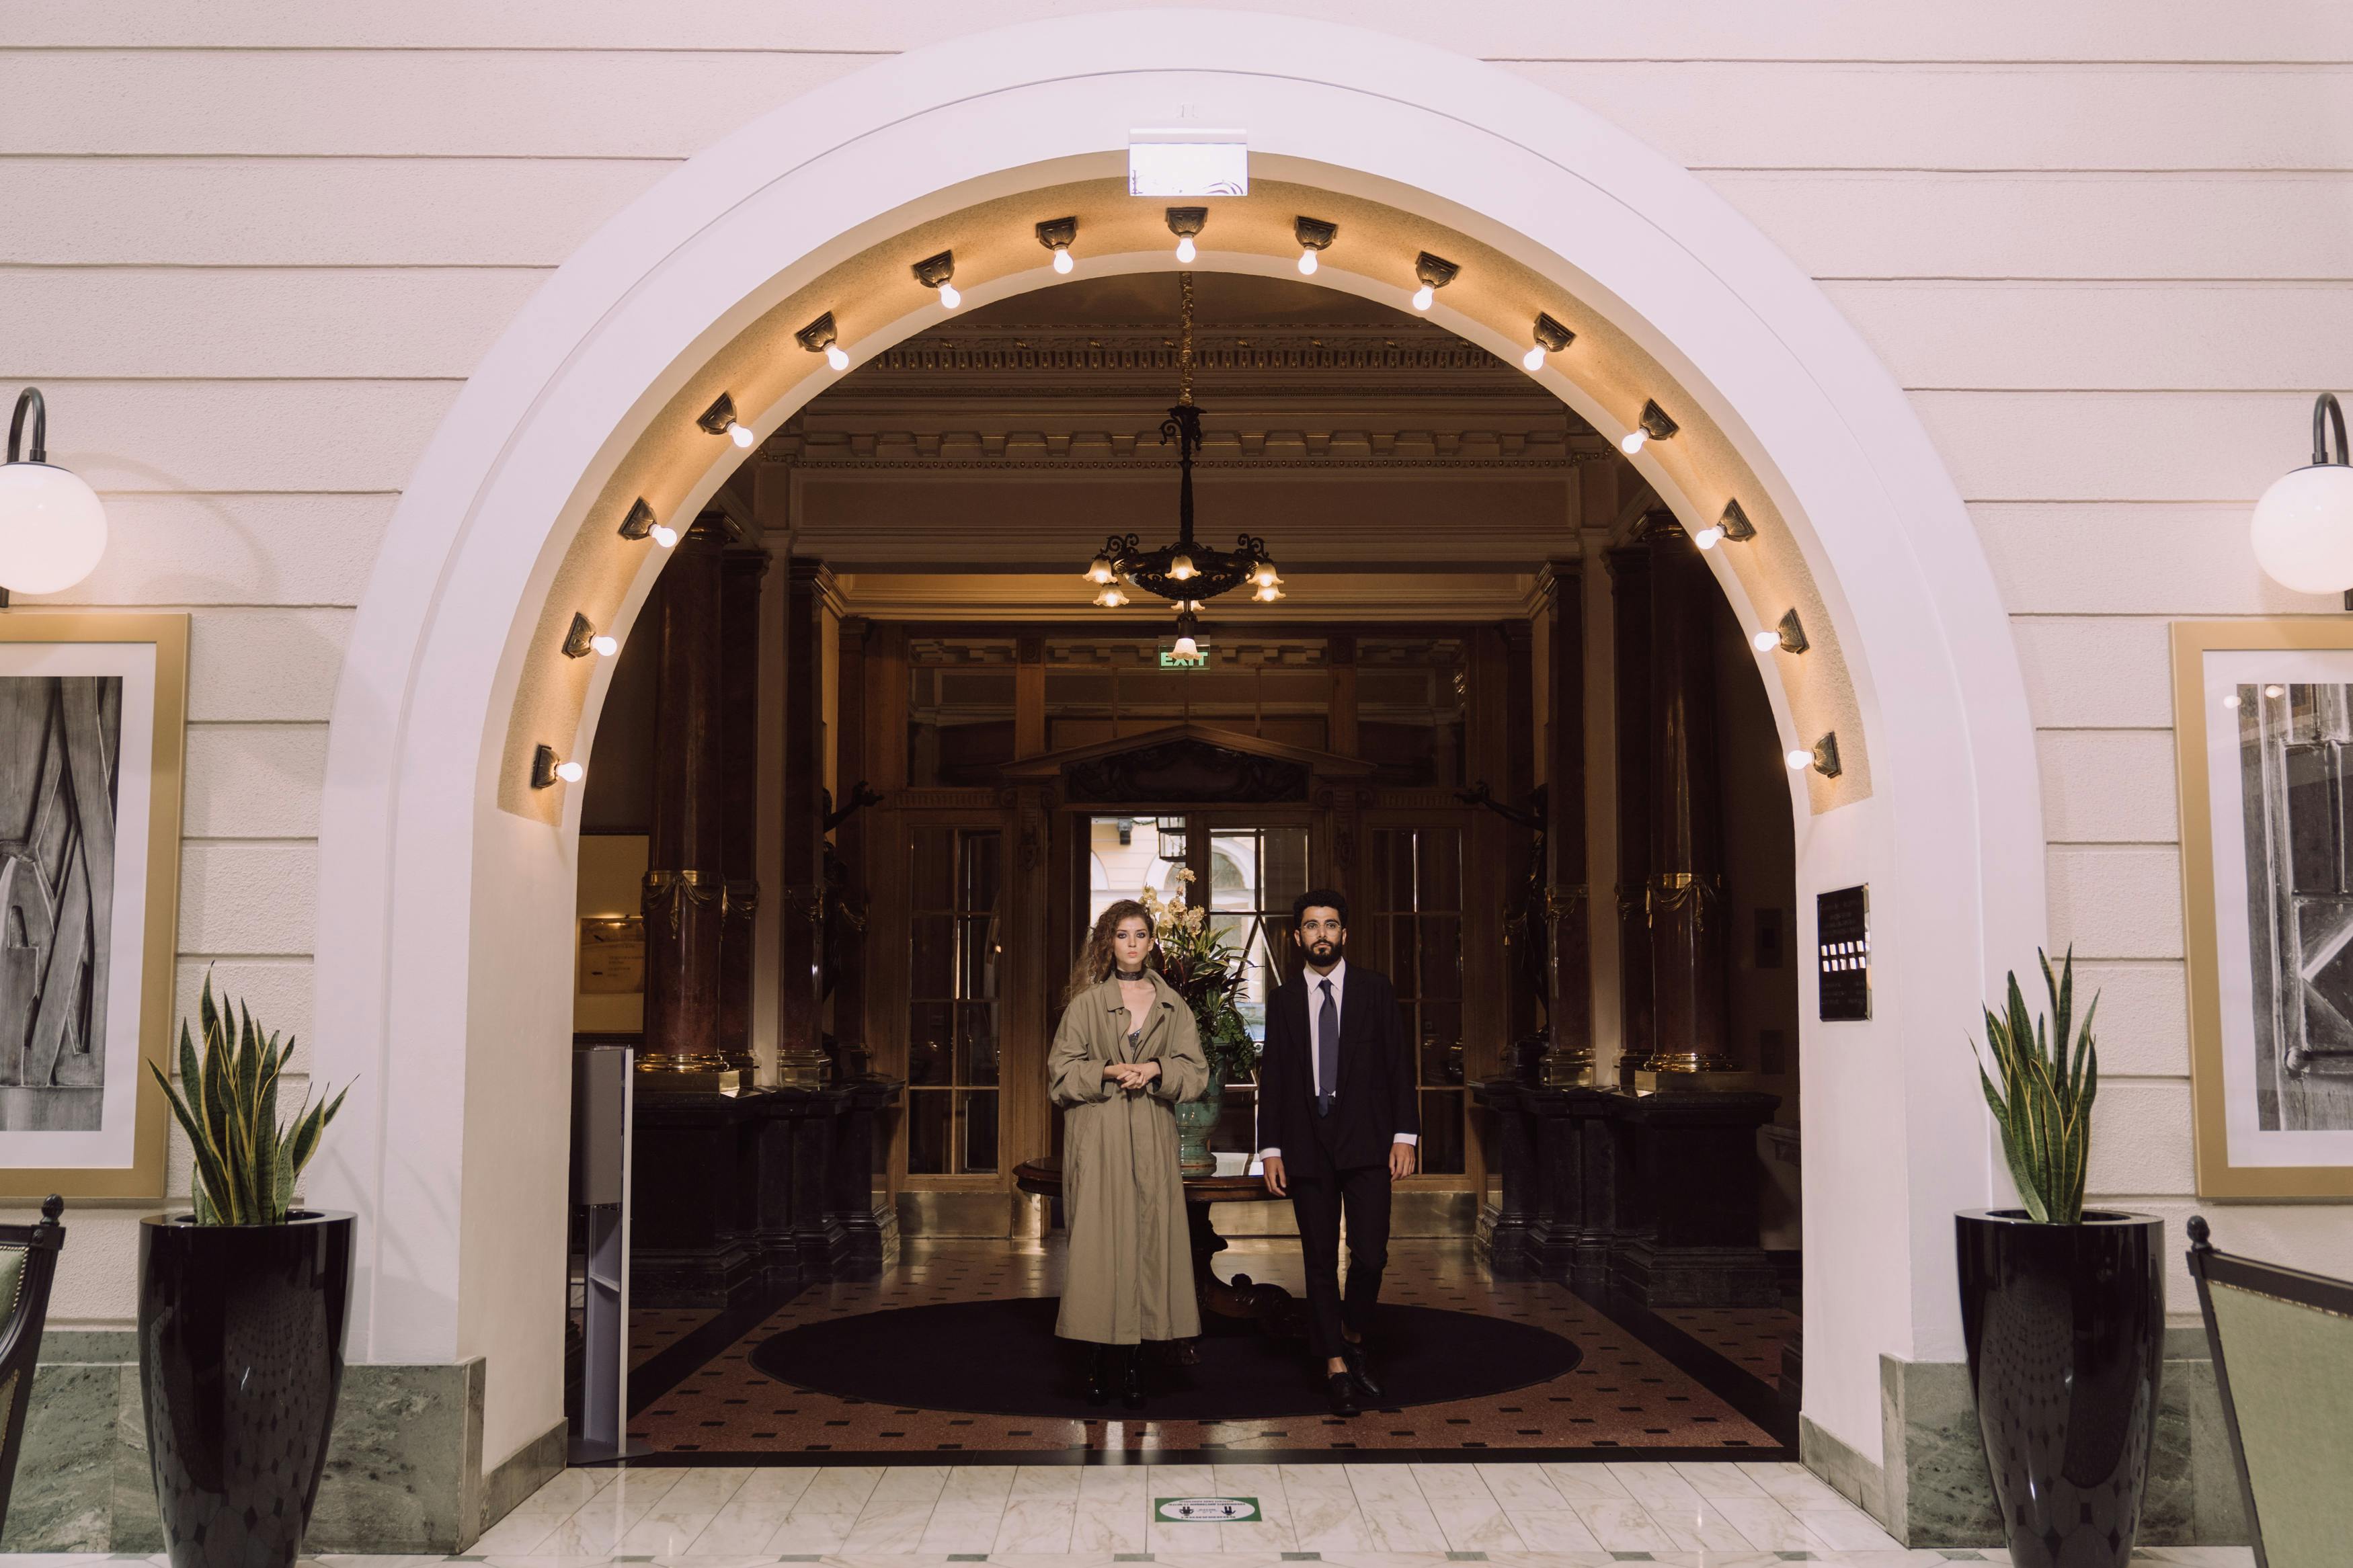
[
  {"x1": 0, "y1": 675, "x2": 122, "y2": 1132},
  {"x1": 2235, "y1": 680, "x2": 2353, "y2": 1132}
]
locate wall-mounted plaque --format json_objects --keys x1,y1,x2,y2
[
  {"x1": 579, "y1": 917, "x2": 645, "y2": 995},
  {"x1": 1817, "y1": 885, "x2": 1870, "y2": 1022}
]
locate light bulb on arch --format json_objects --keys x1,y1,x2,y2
[
  {"x1": 1694, "y1": 525, "x2": 1724, "y2": 549},
  {"x1": 1621, "y1": 429, "x2": 1648, "y2": 456},
  {"x1": 1412, "y1": 284, "x2": 1434, "y2": 311},
  {"x1": 1785, "y1": 749, "x2": 1812, "y2": 772},
  {"x1": 1053, "y1": 245, "x2": 1074, "y2": 275},
  {"x1": 824, "y1": 343, "x2": 849, "y2": 371},
  {"x1": 650, "y1": 524, "x2": 679, "y2": 548},
  {"x1": 1175, "y1": 235, "x2": 1197, "y2": 263},
  {"x1": 1752, "y1": 628, "x2": 1780, "y2": 653},
  {"x1": 590, "y1": 633, "x2": 619, "y2": 657}
]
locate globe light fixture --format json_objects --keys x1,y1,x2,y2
[
  {"x1": 0, "y1": 388, "x2": 108, "y2": 602},
  {"x1": 2249, "y1": 392, "x2": 2353, "y2": 602}
]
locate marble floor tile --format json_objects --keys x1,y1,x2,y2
[
  {"x1": 1646, "y1": 1493, "x2": 1755, "y2": 1553},
  {"x1": 615, "y1": 1465, "x2": 752, "y2": 1555},
  {"x1": 1568, "y1": 1495, "x2": 1678, "y2": 1551},
  {"x1": 1499, "y1": 1505, "x2": 1604, "y2": 1553},
  {"x1": 764, "y1": 1465, "x2": 885, "y2": 1554},
  {"x1": 1537, "y1": 1461, "x2": 1633, "y2": 1501},
  {"x1": 684, "y1": 1465, "x2": 823, "y2": 1554},
  {"x1": 1144, "y1": 1462, "x2": 1224, "y2": 1554},
  {"x1": 1672, "y1": 1458, "x2": 1771, "y2": 1497},
  {"x1": 1790, "y1": 1501, "x2": 1906, "y2": 1552},
  {"x1": 1405, "y1": 1462, "x2": 1523, "y2": 1553},
  {"x1": 1279, "y1": 1462, "x2": 1377, "y2": 1553},
  {"x1": 1469, "y1": 1462, "x2": 1564, "y2": 1513},
  {"x1": 541, "y1": 1468, "x2": 691, "y2": 1557},
  {"x1": 1706, "y1": 1492, "x2": 1835, "y2": 1551},
  {"x1": 838, "y1": 1466, "x2": 950, "y2": 1553},
  {"x1": 992, "y1": 1465, "x2": 1081, "y2": 1554},
  {"x1": 1607, "y1": 1459, "x2": 1704, "y2": 1510},
  {"x1": 915, "y1": 1464, "x2": 1016, "y2": 1553},
  {"x1": 1212, "y1": 1460, "x2": 1298, "y2": 1551},
  {"x1": 1069, "y1": 1462, "x2": 1148, "y2": 1554},
  {"x1": 1341, "y1": 1463, "x2": 1448, "y2": 1555},
  {"x1": 473, "y1": 1468, "x2": 613, "y2": 1555}
]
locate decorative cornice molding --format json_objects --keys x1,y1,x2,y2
[{"x1": 765, "y1": 426, "x2": 1605, "y2": 471}]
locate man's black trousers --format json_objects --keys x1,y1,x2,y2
[{"x1": 1287, "y1": 1160, "x2": 1391, "y2": 1363}]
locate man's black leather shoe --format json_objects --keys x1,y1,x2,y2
[
  {"x1": 1325, "y1": 1370, "x2": 1361, "y2": 1416},
  {"x1": 1086, "y1": 1348, "x2": 1111, "y2": 1407},
  {"x1": 1122, "y1": 1351, "x2": 1147, "y2": 1410},
  {"x1": 1341, "y1": 1339, "x2": 1384, "y2": 1399}
]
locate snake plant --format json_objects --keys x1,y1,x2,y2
[
  {"x1": 1974, "y1": 948, "x2": 2100, "y2": 1225},
  {"x1": 150, "y1": 973, "x2": 348, "y2": 1225}
]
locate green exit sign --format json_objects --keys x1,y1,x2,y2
[{"x1": 1157, "y1": 638, "x2": 1210, "y2": 669}]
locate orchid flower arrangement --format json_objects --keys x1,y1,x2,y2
[{"x1": 1141, "y1": 870, "x2": 1258, "y2": 1083}]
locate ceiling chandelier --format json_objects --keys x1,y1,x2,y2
[{"x1": 1081, "y1": 272, "x2": 1283, "y2": 658}]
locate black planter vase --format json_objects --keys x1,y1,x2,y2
[
  {"x1": 138, "y1": 1211, "x2": 354, "y2": 1568},
  {"x1": 1956, "y1": 1208, "x2": 2163, "y2": 1568}
]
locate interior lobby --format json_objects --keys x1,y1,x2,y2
[{"x1": 2, "y1": 7, "x2": 2348, "y2": 1568}]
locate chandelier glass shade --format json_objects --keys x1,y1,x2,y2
[{"x1": 1080, "y1": 274, "x2": 1284, "y2": 625}]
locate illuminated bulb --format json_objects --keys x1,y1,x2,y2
[
  {"x1": 1522, "y1": 343, "x2": 1547, "y2": 372},
  {"x1": 1753, "y1": 628, "x2": 1781, "y2": 653},
  {"x1": 1412, "y1": 283, "x2": 1434, "y2": 311},
  {"x1": 1254, "y1": 583, "x2": 1285, "y2": 603},
  {"x1": 1172, "y1": 632, "x2": 1199, "y2": 659},
  {"x1": 1298, "y1": 248, "x2": 1319, "y2": 276},
  {"x1": 1084, "y1": 554, "x2": 1116, "y2": 585},
  {"x1": 1786, "y1": 749, "x2": 1813, "y2": 772},
  {"x1": 2266, "y1": 684, "x2": 2286, "y2": 698},
  {"x1": 1093, "y1": 585, "x2": 1129, "y2": 608},
  {"x1": 1169, "y1": 552, "x2": 1197, "y2": 581},
  {"x1": 555, "y1": 759, "x2": 586, "y2": 784},
  {"x1": 1175, "y1": 235, "x2": 1197, "y2": 263},
  {"x1": 2223, "y1": 694, "x2": 2242, "y2": 709},
  {"x1": 1053, "y1": 245, "x2": 1074, "y2": 275},
  {"x1": 1251, "y1": 561, "x2": 1279, "y2": 587},
  {"x1": 650, "y1": 524, "x2": 679, "y2": 548},
  {"x1": 1694, "y1": 525, "x2": 1725, "y2": 549},
  {"x1": 937, "y1": 282, "x2": 961, "y2": 309},
  {"x1": 726, "y1": 421, "x2": 755, "y2": 449},
  {"x1": 590, "y1": 634, "x2": 619, "y2": 657},
  {"x1": 1620, "y1": 429, "x2": 1648, "y2": 456},
  {"x1": 824, "y1": 343, "x2": 849, "y2": 371}
]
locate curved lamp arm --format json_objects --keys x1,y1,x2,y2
[
  {"x1": 2315, "y1": 390, "x2": 2348, "y2": 468},
  {"x1": 5, "y1": 388, "x2": 46, "y2": 466}
]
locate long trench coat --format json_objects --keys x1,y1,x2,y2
[{"x1": 1047, "y1": 969, "x2": 1209, "y2": 1344}]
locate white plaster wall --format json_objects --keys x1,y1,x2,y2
[{"x1": 5, "y1": 0, "x2": 2351, "y2": 1463}]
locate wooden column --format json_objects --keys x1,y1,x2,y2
[
  {"x1": 832, "y1": 616, "x2": 873, "y2": 1076},
  {"x1": 1540, "y1": 563, "x2": 1593, "y2": 1081},
  {"x1": 641, "y1": 518, "x2": 731, "y2": 1081},
  {"x1": 716, "y1": 547, "x2": 768, "y2": 1075},
  {"x1": 1502, "y1": 622, "x2": 1540, "y2": 1048},
  {"x1": 1607, "y1": 542, "x2": 1657, "y2": 1081},
  {"x1": 776, "y1": 559, "x2": 830, "y2": 1086},
  {"x1": 1642, "y1": 511, "x2": 1734, "y2": 1073}
]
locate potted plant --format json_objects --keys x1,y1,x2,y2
[
  {"x1": 1958, "y1": 949, "x2": 2161, "y2": 1568},
  {"x1": 141, "y1": 975, "x2": 351, "y2": 1568},
  {"x1": 1142, "y1": 874, "x2": 1256, "y2": 1174}
]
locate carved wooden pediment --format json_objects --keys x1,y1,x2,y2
[{"x1": 1000, "y1": 720, "x2": 1372, "y2": 805}]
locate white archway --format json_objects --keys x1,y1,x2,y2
[{"x1": 312, "y1": 7, "x2": 2040, "y2": 1479}]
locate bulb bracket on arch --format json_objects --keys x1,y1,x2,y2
[
  {"x1": 1531, "y1": 313, "x2": 1574, "y2": 354},
  {"x1": 530, "y1": 743, "x2": 561, "y2": 790},
  {"x1": 1294, "y1": 216, "x2": 1337, "y2": 252},
  {"x1": 1775, "y1": 608, "x2": 1810, "y2": 655},
  {"x1": 912, "y1": 250, "x2": 956, "y2": 291},
  {"x1": 1036, "y1": 216, "x2": 1077, "y2": 251},
  {"x1": 696, "y1": 392, "x2": 741, "y2": 438},
  {"x1": 1165, "y1": 206, "x2": 1207, "y2": 239},
  {"x1": 1809, "y1": 732, "x2": 1842, "y2": 779},
  {"x1": 562, "y1": 612, "x2": 600, "y2": 659},
  {"x1": 1638, "y1": 399, "x2": 1680, "y2": 443},
  {"x1": 1414, "y1": 251, "x2": 1460, "y2": 290},
  {"x1": 1717, "y1": 498, "x2": 1757, "y2": 542},
  {"x1": 795, "y1": 313, "x2": 840, "y2": 354},
  {"x1": 619, "y1": 497, "x2": 658, "y2": 541}
]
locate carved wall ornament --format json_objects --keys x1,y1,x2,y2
[
  {"x1": 641, "y1": 868, "x2": 721, "y2": 937},
  {"x1": 1644, "y1": 871, "x2": 1724, "y2": 931},
  {"x1": 1064, "y1": 735, "x2": 1310, "y2": 803}
]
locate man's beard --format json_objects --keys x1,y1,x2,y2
[{"x1": 1306, "y1": 936, "x2": 1345, "y2": 966}]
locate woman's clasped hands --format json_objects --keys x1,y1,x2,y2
[{"x1": 1101, "y1": 1059, "x2": 1163, "y2": 1092}]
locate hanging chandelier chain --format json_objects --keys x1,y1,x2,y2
[{"x1": 1178, "y1": 272, "x2": 1195, "y2": 407}]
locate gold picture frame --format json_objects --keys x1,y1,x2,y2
[
  {"x1": 2174, "y1": 618, "x2": 2353, "y2": 1198},
  {"x1": 0, "y1": 612, "x2": 188, "y2": 1200}
]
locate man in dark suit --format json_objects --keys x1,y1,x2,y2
[{"x1": 1257, "y1": 888, "x2": 1419, "y2": 1415}]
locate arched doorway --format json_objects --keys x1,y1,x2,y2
[{"x1": 310, "y1": 7, "x2": 2040, "y2": 1499}]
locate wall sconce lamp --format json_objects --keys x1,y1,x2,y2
[
  {"x1": 1753, "y1": 609, "x2": 1809, "y2": 655},
  {"x1": 1411, "y1": 251, "x2": 1459, "y2": 311},
  {"x1": 912, "y1": 249, "x2": 961, "y2": 309},
  {"x1": 563, "y1": 612, "x2": 618, "y2": 659},
  {"x1": 1037, "y1": 216, "x2": 1078, "y2": 274},
  {"x1": 797, "y1": 312, "x2": 850, "y2": 371},
  {"x1": 1522, "y1": 313, "x2": 1574, "y2": 373},
  {"x1": 697, "y1": 392, "x2": 756, "y2": 449},
  {"x1": 1695, "y1": 498, "x2": 1757, "y2": 550},
  {"x1": 1294, "y1": 216, "x2": 1337, "y2": 276},
  {"x1": 1165, "y1": 206, "x2": 1206, "y2": 263},
  {"x1": 0, "y1": 387, "x2": 108, "y2": 606},
  {"x1": 618, "y1": 497, "x2": 677, "y2": 548},
  {"x1": 1785, "y1": 732, "x2": 1841, "y2": 778},
  {"x1": 2250, "y1": 391, "x2": 2353, "y2": 605},
  {"x1": 1619, "y1": 399, "x2": 1680, "y2": 456},
  {"x1": 532, "y1": 743, "x2": 586, "y2": 788}
]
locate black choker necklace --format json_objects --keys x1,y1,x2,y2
[{"x1": 1115, "y1": 966, "x2": 1148, "y2": 981}]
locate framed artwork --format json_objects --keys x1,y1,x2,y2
[
  {"x1": 0, "y1": 614, "x2": 188, "y2": 1199},
  {"x1": 2175, "y1": 618, "x2": 2353, "y2": 1197}
]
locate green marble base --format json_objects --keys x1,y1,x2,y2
[{"x1": 3, "y1": 1331, "x2": 511, "y2": 1553}]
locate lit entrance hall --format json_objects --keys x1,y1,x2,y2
[{"x1": 4, "y1": 9, "x2": 2348, "y2": 1568}]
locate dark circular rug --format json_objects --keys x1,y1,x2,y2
[{"x1": 749, "y1": 1296, "x2": 1582, "y2": 1419}]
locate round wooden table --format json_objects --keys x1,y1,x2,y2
[{"x1": 1014, "y1": 1155, "x2": 1300, "y2": 1360}]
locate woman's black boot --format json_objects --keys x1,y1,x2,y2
[
  {"x1": 1121, "y1": 1346, "x2": 1147, "y2": 1410},
  {"x1": 1086, "y1": 1345, "x2": 1111, "y2": 1407}
]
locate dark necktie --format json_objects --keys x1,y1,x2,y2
[{"x1": 1316, "y1": 978, "x2": 1338, "y2": 1118}]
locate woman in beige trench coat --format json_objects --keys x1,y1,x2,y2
[{"x1": 1049, "y1": 899, "x2": 1209, "y2": 1409}]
